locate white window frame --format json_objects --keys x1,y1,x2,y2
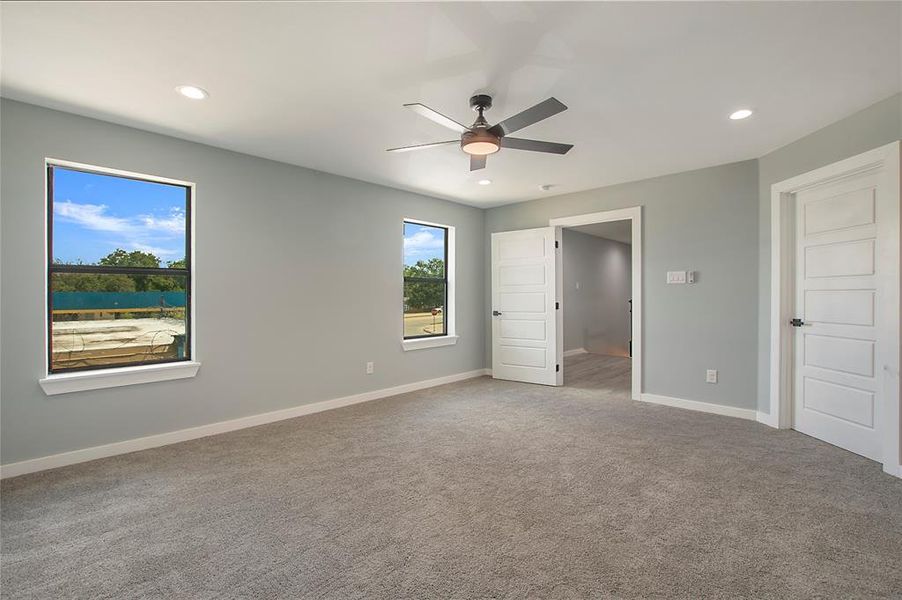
[
  {"x1": 38, "y1": 159, "x2": 200, "y2": 395},
  {"x1": 401, "y1": 218, "x2": 458, "y2": 351}
]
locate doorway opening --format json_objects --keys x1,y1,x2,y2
[
  {"x1": 550, "y1": 207, "x2": 642, "y2": 400},
  {"x1": 560, "y1": 221, "x2": 632, "y2": 395}
]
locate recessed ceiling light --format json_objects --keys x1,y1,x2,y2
[
  {"x1": 176, "y1": 85, "x2": 209, "y2": 100},
  {"x1": 729, "y1": 108, "x2": 753, "y2": 120},
  {"x1": 477, "y1": 179, "x2": 492, "y2": 186}
]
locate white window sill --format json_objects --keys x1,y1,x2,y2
[
  {"x1": 402, "y1": 335, "x2": 459, "y2": 352},
  {"x1": 39, "y1": 361, "x2": 201, "y2": 396}
]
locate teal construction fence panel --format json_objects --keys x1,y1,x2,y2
[{"x1": 52, "y1": 291, "x2": 187, "y2": 310}]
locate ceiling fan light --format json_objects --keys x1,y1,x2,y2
[
  {"x1": 462, "y1": 140, "x2": 500, "y2": 155},
  {"x1": 460, "y1": 129, "x2": 501, "y2": 156}
]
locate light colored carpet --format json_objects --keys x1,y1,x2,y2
[{"x1": 2, "y1": 373, "x2": 901, "y2": 599}]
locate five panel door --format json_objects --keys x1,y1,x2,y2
[{"x1": 491, "y1": 227, "x2": 562, "y2": 386}]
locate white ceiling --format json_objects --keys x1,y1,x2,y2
[
  {"x1": 569, "y1": 221, "x2": 632, "y2": 245},
  {"x1": 2, "y1": 2, "x2": 899, "y2": 208}
]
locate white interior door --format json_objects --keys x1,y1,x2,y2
[
  {"x1": 491, "y1": 227, "x2": 562, "y2": 386},
  {"x1": 793, "y1": 170, "x2": 889, "y2": 461}
]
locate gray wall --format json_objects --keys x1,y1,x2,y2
[
  {"x1": 486, "y1": 160, "x2": 760, "y2": 409},
  {"x1": 756, "y1": 93, "x2": 902, "y2": 412},
  {"x1": 562, "y1": 230, "x2": 631, "y2": 357},
  {"x1": 4, "y1": 92, "x2": 898, "y2": 465},
  {"x1": 0, "y1": 99, "x2": 486, "y2": 465}
]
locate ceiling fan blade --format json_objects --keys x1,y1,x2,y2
[
  {"x1": 470, "y1": 155, "x2": 487, "y2": 171},
  {"x1": 404, "y1": 103, "x2": 469, "y2": 134},
  {"x1": 501, "y1": 137, "x2": 573, "y2": 155},
  {"x1": 386, "y1": 140, "x2": 458, "y2": 153},
  {"x1": 488, "y1": 97, "x2": 567, "y2": 137}
]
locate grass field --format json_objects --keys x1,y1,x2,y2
[{"x1": 404, "y1": 312, "x2": 444, "y2": 337}]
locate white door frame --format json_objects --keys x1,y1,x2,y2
[
  {"x1": 549, "y1": 206, "x2": 642, "y2": 400},
  {"x1": 767, "y1": 141, "x2": 900, "y2": 478}
]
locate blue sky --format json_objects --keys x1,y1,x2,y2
[
  {"x1": 403, "y1": 222, "x2": 445, "y2": 267},
  {"x1": 52, "y1": 167, "x2": 187, "y2": 265}
]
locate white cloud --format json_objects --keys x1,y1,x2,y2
[
  {"x1": 129, "y1": 243, "x2": 179, "y2": 257},
  {"x1": 404, "y1": 230, "x2": 443, "y2": 256},
  {"x1": 55, "y1": 201, "x2": 185, "y2": 235},
  {"x1": 54, "y1": 200, "x2": 185, "y2": 260},
  {"x1": 54, "y1": 200, "x2": 131, "y2": 232},
  {"x1": 139, "y1": 207, "x2": 185, "y2": 234}
]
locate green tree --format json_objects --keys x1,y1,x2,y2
[
  {"x1": 98, "y1": 249, "x2": 161, "y2": 269},
  {"x1": 52, "y1": 272, "x2": 136, "y2": 292},
  {"x1": 403, "y1": 257, "x2": 444, "y2": 279},
  {"x1": 403, "y1": 258, "x2": 445, "y2": 311},
  {"x1": 150, "y1": 257, "x2": 187, "y2": 291},
  {"x1": 102, "y1": 249, "x2": 187, "y2": 291},
  {"x1": 53, "y1": 250, "x2": 187, "y2": 292}
]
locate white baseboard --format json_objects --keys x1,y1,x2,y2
[
  {"x1": 0, "y1": 369, "x2": 491, "y2": 479},
  {"x1": 756, "y1": 410, "x2": 779, "y2": 428},
  {"x1": 640, "y1": 393, "x2": 757, "y2": 421},
  {"x1": 563, "y1": 348, "x2": 588, "y2": 358}
]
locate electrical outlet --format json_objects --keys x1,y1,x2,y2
[
  {"x1": 366, "y1": 361, "x2": 374, "y2": 374},
  {"x1": 706, "y1": 369, "x2": 717, "y2": 384},
  {"x1": 575, "y1": 281, "x2": 581, "y2": 290}
]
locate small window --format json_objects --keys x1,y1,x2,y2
[
  {"x1": 403, "y1": 221, "x2": 448, "y2": 339},
  {"x1": 47, "y1": 164, "x2": 192, "y2": 373}
]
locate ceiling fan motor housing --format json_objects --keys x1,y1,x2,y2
[
  {"x1": 461, "y1": 94, "x2": 500, "y2": 155},
  {"x1": 469, "y1": 94, "x2": 493, "y2": 112}
]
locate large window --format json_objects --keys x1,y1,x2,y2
[
  {"x1": 47, "y1": 163, "x2": 192, "y2": 373},
  {"x1": 403, "y1": 221, "x2": 448, "y2": 339}
]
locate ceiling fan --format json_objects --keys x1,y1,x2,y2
[{"x1": 387, "y1": 94, "x2": 573, "y2": 171}]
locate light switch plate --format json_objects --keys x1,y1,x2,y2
[
  {"x1": 667, "y1": 271, "x2": 687, "y2": 284},
  {"x1": 706, "y1": 369, "x2": 717, "y2": 383}
]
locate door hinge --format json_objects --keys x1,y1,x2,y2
[
  {"x1": 556, "y1": 364, "x2": 560, "y2": 372},
  {"x1": 555, "y1": 240, "x2": 559, "y2": 248},
  {"x1": 555, "y1": 302, "x2": 560, "y2": 310},
  {"x1": 790, "y1": 318, "x2": 805, "y2": 327}
]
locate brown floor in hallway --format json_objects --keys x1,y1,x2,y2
[
  {"x1": 2, "y1": 375, "x2": 901, "y2": 599},
  {"x1": 563, "y1": 351, "x2": 631, "y2": 393}
]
